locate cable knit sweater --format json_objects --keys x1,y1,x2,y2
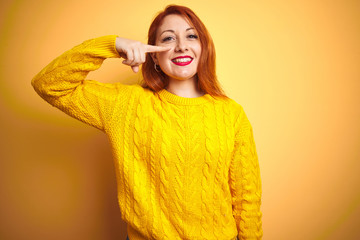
[{"x1": 31, "y1": 35, "x2": 262, "y2": 240}]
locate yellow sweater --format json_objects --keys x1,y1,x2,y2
[{"x1": 32, "y1": 35, "x2": 262, "y2": 240}]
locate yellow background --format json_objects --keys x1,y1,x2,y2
[{"x1": 1, "y1": 0, "x2": 359, "y2": 239}]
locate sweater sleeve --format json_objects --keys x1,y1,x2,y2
[
  {"x1": 229, "y1": 107, "x2": 263, "y2": 240},
  {"x1": 31, "y1": 35, "x2": 134, "y2": 131}
]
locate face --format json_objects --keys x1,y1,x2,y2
[{"x1": 152, "y1": 14, "x2": 202, "y2": 82}]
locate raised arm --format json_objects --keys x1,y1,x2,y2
[
  {"x1": 32, "y1": 35, "x2": 171, "y2": 131},
  {"x1": 229, "y1": 107, "x2": 263, "y2": 239},
  {"x1": 32, "y1": 35, "x2": 133, "y2": 131}
]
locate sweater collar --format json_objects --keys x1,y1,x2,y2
[{"x1": 158, "y1": 88, "x2": 212, "y2": 105}]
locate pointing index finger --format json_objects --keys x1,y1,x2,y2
[{"x1": 145, "y1": 44, "x2": 171, "y2": 53}]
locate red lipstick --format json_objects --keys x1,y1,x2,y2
[{"x1": 171, "y1": 56, "x2": 193, "y2": 66}]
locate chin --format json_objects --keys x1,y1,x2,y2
[
  {"x1": 167, "y1": 71, "x2": 197, "y2": 81},
  {"x1": 168, "y1": 76, "x2": 196, "y2": 82}
]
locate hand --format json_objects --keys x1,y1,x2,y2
[{"x1": 115, "y1": 37, "x2": 171, "y2": 73}]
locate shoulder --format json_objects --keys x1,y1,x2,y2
[
  {"x1": 213, "y1": 96, "x2": 245, "y2": 116},
  {"x1": 131, "y1": 84, "x2": 156, "y2": 98},
  {"x1": 84, "y1": 82, "x2": 146, "y2": 101},
  {"x1": 208, "y1": 96, "x2": 247, "y2": 127},
  {"x1": 109, "y1": 83, "x2": 150, "y2": 96},
  {"x1": 118, "y1": 83, "x2": 160, "y2": 102}
]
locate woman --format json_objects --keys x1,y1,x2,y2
[{"x1": 32, "y1": 4, "x2": 263, "y2": 240}]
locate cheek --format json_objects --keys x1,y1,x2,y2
[
  {"x1": 195, "y1": 44, "x2": 202, "y2": 57},
  {"x1": 157, "y1": 52, "x2": 171, "y2": 63}
]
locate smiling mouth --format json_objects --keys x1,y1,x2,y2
[{"x1": 171, "y1": 56, "x2": 193, "y2": 66}]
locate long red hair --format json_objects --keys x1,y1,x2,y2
[{"x1": 140, "y1": 5, "x2": 228, "y2": 99}]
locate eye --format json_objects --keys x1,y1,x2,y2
[
  {"x1": 188, "y1": 34, "x2": 198, "y2": 39},
  {"x1": 162, "y1": 36, "x2": 174, "y2": 42}
]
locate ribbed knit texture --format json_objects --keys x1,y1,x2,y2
[{"x1": 32, "y1": 35, "x2": 263, "y2": 240}]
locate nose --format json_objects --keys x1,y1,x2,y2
[{"x1": 174, "y1": 38, "x2": 188, "y2": 52}]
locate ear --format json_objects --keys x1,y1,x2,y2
[{"x1": 150, "y1": 52, "x2": 158, "y2": 64}]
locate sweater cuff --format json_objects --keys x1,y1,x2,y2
[{"x1": 91, "y1": 35, "x2": 121, "y2": 59}]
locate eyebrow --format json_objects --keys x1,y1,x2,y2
[{"x1": 160, "y1": 27, "x2": 194, "y2": 36}]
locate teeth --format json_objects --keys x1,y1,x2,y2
[{"x1": 172, "y1": 57, "x2": 192, "y2": 63}]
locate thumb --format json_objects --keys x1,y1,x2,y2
[{"x1": 131, "y1": 65, "x2": 139, "y2": 73}]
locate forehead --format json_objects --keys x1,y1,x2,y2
[{"x1": 158, "y1": 14, "x2": 194, "y2": 32}]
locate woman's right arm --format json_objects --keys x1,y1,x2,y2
[
  {"x1": 32, "y1": 35, "x2": 137, "y2": 131},
  {"x1": 32, "y1": 35, "x2": 170, "y2": 131},
  {"x1": 32, "y1": 34, "x2": 171, "y2": 131}
]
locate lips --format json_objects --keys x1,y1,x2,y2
[{"x1": 171, "y1": 56, "x2": 193, "y2": 66}]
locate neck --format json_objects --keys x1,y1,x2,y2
[{"x1": 166, "y1": 77, "x2": 205, "y2": 98}]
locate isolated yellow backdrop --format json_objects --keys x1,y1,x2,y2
[{"x1": 1, "y1": 0, "x2": 359, "y2": 239}]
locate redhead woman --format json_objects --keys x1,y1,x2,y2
[{"x1": 32, "y1": 5, "x2": 263, "y2": 240}]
